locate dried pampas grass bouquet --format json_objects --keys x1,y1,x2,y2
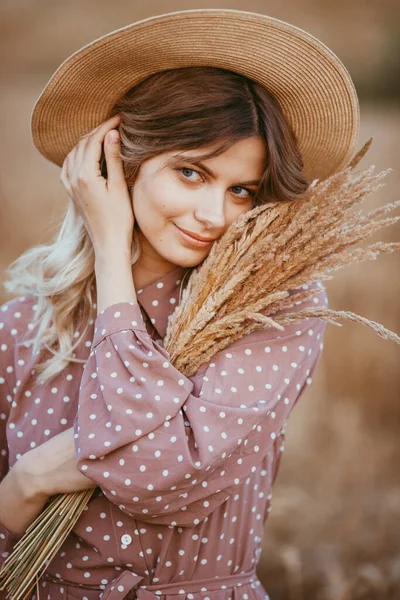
[
  {"x1": 1, "y1": 139, "x2": 400, "y2": 600},
  {"x1": 164, "y1": 138, "x2": 400, "y2": 372}
]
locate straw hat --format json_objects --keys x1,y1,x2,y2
[{"x1": 30, "y1": 9, "x2": 360, "y2": 182}]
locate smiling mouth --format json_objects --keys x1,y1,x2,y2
[
  {"x1": 175, "y1": 224, "x2": 217, "y2": 247},
  {"x1": 176, "y1": 225, "x2": 217, "y2": 242}
]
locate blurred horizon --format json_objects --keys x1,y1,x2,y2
[{"x1": 1, "y1": 0, "x2": 399, "y2": 102}]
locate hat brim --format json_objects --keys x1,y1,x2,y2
[{"x1": 31, "y1": 8, "x2": 360, "y2": 182}]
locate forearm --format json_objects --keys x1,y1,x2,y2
[
  {"x1": 94, "y1": 245, "x2": 137, "y2": 315},
  {"x1": 21, "y1": 427, "x2": 98, "y2": 498},
  {"x1": 0, "y1": 464, "x2": 49, "y2": 535},
  {"x1": 0, "y1": 250, "x2": 139, "y2": 533}
]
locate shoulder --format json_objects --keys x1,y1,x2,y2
[
  {"x1": 192, "y1": 280, "x2": 328, "y2": 379},
  {"x1": 229, "y1": 279, "x2": 328, "y2": 350},
  {"x1": 270, "y1": 279, "x2": 328, "y2": 320},
  {"x1": 0, "y1": 295, "x2": 38, "y2": 407},
  {"x1": 0, "y1": 294, "x2": 38, "y2": 346}
]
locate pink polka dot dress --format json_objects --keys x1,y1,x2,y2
[{"x1": 0, "y1": 265, "x2": 328, "y2": 600}]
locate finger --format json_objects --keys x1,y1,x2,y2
[
  {"x1": 83, "y1": 115, "x2": 121, "y2": 173},
  {"x1": 74, "y1": 136, "x2": 90, "y2": 178},
  {"x1": 66, "y1": 145, "x2": 82, "y2": 185},
  {"x1": 104, "y1": 130, "x2": 126, "y2": 187},
  {"x1": 78, "y1": 114, "x2": 121, "y2": 142},
  {"x1": 72, "y1": 114, "x2": 121, "y2": 170},
  {"x1": 60, "y1": 155, "x2": 73, "y2": 197}
]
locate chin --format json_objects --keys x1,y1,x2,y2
[
  {"x1": 174, "y1": 255, "x2": 207, "y2": 269},
  {"x1": 164, "y1": 248, "x2": 210, "y2": 269}
]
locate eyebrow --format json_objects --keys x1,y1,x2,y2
[{"x1": 173, "y1": 154, "x2": 262, "y2": 187}]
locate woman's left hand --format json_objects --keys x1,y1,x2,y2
[{"x1": 60, "y1": 114, "x2": 134, "y2": 253}]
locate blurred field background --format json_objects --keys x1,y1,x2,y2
[{"x1": 0, "y1": 0, "x2": 399, "y2": 598}]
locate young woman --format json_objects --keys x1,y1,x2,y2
[{"x1": 0, "y1": 9, "x2": 358, "y2": 600}]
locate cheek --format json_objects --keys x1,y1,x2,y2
[
  {"x1": 225, "y1": 202, "x2": 253, "y2": 227},
  {"x1": 132, "y1": 176, "x2": 189, "y2": 228}
]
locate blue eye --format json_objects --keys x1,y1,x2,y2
[
  {"x1": 180, "y1": 167, "x2": 201, "y2": 181},
  {"x1": 231, "y1": 186, "x2": 254, "y2": 199},
  {"x1": 177, "y1": 167, "x2": 255, "y2": 199}
]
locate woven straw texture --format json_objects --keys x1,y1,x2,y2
[{"x1": 30, "y1": 8, "x2": 360, "y2": 181}]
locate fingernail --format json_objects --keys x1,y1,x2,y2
[{"x1": 107, "y1": 131, "x2": 119, "y2": 144}]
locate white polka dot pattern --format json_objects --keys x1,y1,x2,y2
[
  {"x1": 72, "y1": 280, "x2": 327, "y2": 526},
  {"x1": 0, "y1": 267, "x2": 327, "y2": 597}
]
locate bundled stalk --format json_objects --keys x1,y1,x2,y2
[
  {"x1": 1, "y1": 138, "x2": 400, "y2": 600},
  {"x1": 0, "y1": 490, "x2": 94, "y2": 599}
]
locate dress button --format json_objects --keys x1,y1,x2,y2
[{"x1": 121, "y1": 534, "x2": 132, "y2": 545}]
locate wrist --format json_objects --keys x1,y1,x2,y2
[
  {"x1": 0, "y1": 460, "x2": 50, "y2": 536},
  {"x1": 94, "y1": 248, "x2": 137, "y2": 314},
  {"x1": 93, "y1": 240, "x2": 132, "y2": 263},
  {"x1": 13, "y1": 452, "x2": 50, "y2": 502}
]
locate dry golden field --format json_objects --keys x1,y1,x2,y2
[{"x1": 0, "y1": 1, "x2": 399, "y2": 598}]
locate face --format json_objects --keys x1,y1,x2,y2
[{"x1": 130, "y1": 136, "x2": 267, "y2": 279}]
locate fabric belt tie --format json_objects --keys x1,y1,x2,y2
[{"x1": 100, "y1": 567, "x2": 259, "y2": 600}]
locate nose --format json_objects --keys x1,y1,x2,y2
[{"x1": 193, "y1": 188, "x2": 226, "y2": 230}]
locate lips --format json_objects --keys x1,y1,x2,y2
[{"x1": 176, "y1": 226, "x2": 217, "y2": 242}]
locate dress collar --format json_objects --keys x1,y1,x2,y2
[{"x1": 137, "y1": 264, "x2": 191, "y2": 339}]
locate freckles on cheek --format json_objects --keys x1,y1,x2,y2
[
  {"x1": 133, "y1": 175, "x2": 189, "y2": 238},
  {"x1": 160, "y1": 179, "x2": 191, "y2": 216},
  {"x1": 152, "y1": 182, "x2": 182, "y2": 218}
]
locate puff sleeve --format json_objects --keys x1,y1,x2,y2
[
  {"x1": 74, "y1": 281, "x2": 328, "y2": 526},
  {"x1": 0, "y1": 298, "x2": 25, "y2": 562}
]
